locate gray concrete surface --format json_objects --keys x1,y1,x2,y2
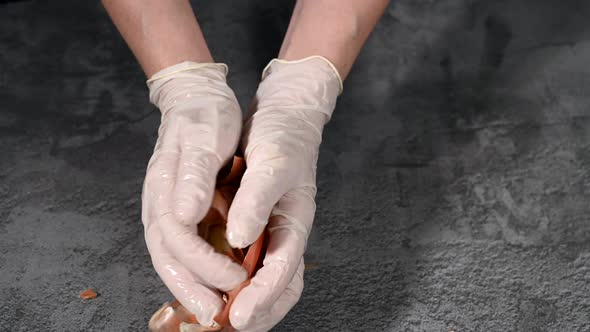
[{"x1": 1, "y1": 0, "x2": 590, "y2": 331}]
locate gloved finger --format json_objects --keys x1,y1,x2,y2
[
  {"x1": 226, "y1": 151, "x2": 296, "y2": 248},
  {"x1": 145, "y1": 222, "x2": 224, "y2": 327},
  {"x1": 144, "y1": 124, "x2": 246, "y2": 297},
  {"x1": 142, "y1": 128, "x2": 181, "y2": 226},
  {"x1": 228, "y1": 187, "x2": 315, "y2": 328},
  {"x1": 173, "y1": 142, "x2": 220, "y2": 226},
  {"x1": 231, "y1": 259, "x2": 305, "y2": 331},
  {"x1": 158, "y1": 212, "x2": 248, "y2": 292}
]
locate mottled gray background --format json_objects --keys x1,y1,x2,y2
[{"x1": 1, "y1": 0, "x2": 589, "y2": 331}]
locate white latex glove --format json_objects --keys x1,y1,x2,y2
[
  {"x1": 226, "y1": 56, "x2": 343, "y2": 331},
  {"x1": 141, "y1": 61, "x2": 248, "y2": 327}
]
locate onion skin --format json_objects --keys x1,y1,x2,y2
[
  {"x1": 148, "y1": 156, "x2": 267, "y2": 332},
  {"x1": 79, "y1": 288, "x2": 98, "y2": 300}
]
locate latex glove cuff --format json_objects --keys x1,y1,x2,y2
[
  {"x1": 146, "y1": 61, "x2": 232, "y2": 116},
  {"x1": 262, "y1": 55, "x2": 343, "y2": 94}
]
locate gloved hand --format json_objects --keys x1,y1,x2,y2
[
  {"x1": 141, "y1": 61, "x2": 248, "y2": 327},
  {"x1": 226, "y1": 56, "x2": 343, "y2": 331}
]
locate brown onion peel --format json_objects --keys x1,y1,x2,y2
[
  {"x1": 79, "y1": 288, "x2": 98, "y2": 300},
  {"x1": 148, "y1": 156, "x2": 267, "y2": 332}
]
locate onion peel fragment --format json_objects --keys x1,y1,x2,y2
[{"x1": 80, "y1": 288, "x2": 98, "y2": 300}]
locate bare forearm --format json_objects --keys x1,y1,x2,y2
[
  {"x1": 101, "y1": 0, "x2": 213, "y2": 77},
  {"x1": 279, "y1": 0, "x2": 390, "y2": 79}
]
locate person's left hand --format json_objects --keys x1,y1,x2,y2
[{"x1": 224, "y1": 56, "x2": 342, "y2": 331}]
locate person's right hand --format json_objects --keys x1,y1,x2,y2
[{"x1": 141, "y1": 61, "x2": 247, "y2": 327}]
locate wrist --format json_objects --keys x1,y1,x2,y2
[
  {"x1": 146, "y1": 61, "x2": 235, "y2": 116},
  {"x1": 146, "y1": 61, "x2": 228, "y2": 84},
  {"x1": 262, "y1": 55, "x2": 343, "y2": 95},
  {"x1": 255, "y1": 56, "x2": 341, "y2": 123}
]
